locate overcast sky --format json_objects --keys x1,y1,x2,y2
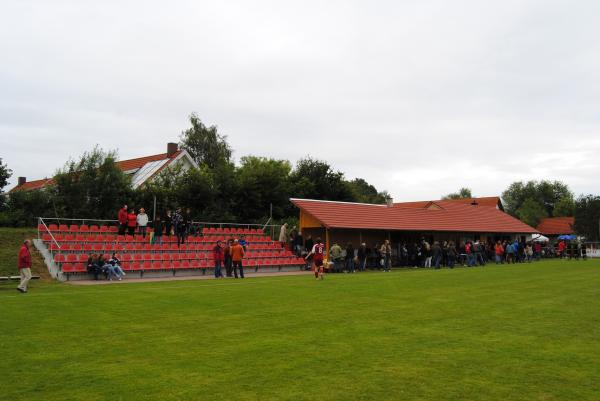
[{"x1": 1, "y1": 0, "x2": 599, "y2": 201}]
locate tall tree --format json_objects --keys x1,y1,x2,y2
[
  {"x1": 502, "y1": 180, "x2": 573, "y2": 217},
  {"x1": 573, "y1": 195, "x2": 600, "y2": 241},
  {"x1": 179, "y1": 113, "x2": 232, "y2": 169},
  {"x1": 0, "y1": 158, "x2": 12, "y2": 211},
  {"x1": 289, "y1": 158, "x2": 355, "y2": 202},
  {"x1": 53, "y1": 147, "x2": 132, "y2": 219},
  {"x1": 516, "y1": 197, "x2": 548, "y2": 227},
  {"x1": 553, "y1": 196, "x2": 576, "y2": 217},
  {"x1": 348, "y1": 178, "x2": 390, "y2": 204},
  {"x1": 235, "y1": 156, "x2": 292, "y2": 221},
  {"x1": 442, "y1": 187, "x2": 472, "y2": 200}
]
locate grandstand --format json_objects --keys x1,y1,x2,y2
[{"x1": 36, "y1": 220, "x2": 305, "y2": 281}]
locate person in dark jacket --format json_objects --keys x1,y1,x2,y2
[
  {"x1": 345, "y1": 242, "x2": 355, "y2": 273},
  {"x1": 172, "y1": 208, "x2": 184, "y2": 246},
  {"x1": 432, "y1": 241, "x2": 443, "y2": 269},
  {"x1": 357, "y1": 243, "x2": 367, "y2": 272},
  {"x1": 446, "y1": 241, "x2": 457, "y2": 268},
  {"x1": 153, "y1": 217, "x2": 163, "y2": 244},
  {"x1": 164, "y1": 210, "x2": 172, "y2": 237},
  {"x1": 224, "y1": 239, "x2": 233, "y2": 277},
  {"x1": 294, "y1": 231, "x2": 304, "y2": 257}
]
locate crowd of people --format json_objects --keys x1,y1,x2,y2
[{"x1": 117, "y1": 204, "x2": 194, "y2": 246}]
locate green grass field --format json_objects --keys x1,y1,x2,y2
[{"x1": 1, "y1": 258, "x2": 600, "y2": 400}]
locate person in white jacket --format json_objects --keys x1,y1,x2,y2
[
  {"x1": 278, "y1": 223, "x2": 288, "y2": 247},
  {"x1": 137, "y1": 208, "x2": 149, "y2": 238}
]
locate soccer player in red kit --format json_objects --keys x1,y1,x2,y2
[{"x1": 306, "y1": 237, "x2": 325, "y2": 280}]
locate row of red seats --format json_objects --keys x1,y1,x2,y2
[
  {"x1": 47, "y1": 242, "x2": 284, "y2": 253},
  {"x1": 62, "y1": 257, "x2": 303, "y2": 274},
  {"x1": 54, "y1": 252, "x2": 298, "y2": 264},
  {"x1": 42, "y1": 224, "x2": 265, "y2": 236},
  {"x1": 42, "y1": 233, "x2": 273, "y2": 244}
]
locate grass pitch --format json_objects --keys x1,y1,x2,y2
[{"x1": 1, "y1": 260, "x2": 599, "y2": 400}]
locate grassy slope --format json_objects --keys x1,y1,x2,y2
[
  {"x1": 1, "y1": 260, "x2": 599, "y2": 400},
  {"x1": 0, "y1": 228, "x2": 49, "y2": 278}
]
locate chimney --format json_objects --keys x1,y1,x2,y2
[
  {"x1": 167, "y1": 142, "x2": 178, "y2": 158},
  {"x1": 386, "y1": 197, "x2": 394, "y2": 207},
  {"x1": 18, "y1": 177, "x2": 26, "y2": 186}
]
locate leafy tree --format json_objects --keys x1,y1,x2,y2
[
  {"x1": 442, "y1": 187, "x2": 472, "y2": 200},
  {"x1": 348, "y1": 178, "x2": 390, "y2": 204},
  {"x1": 515, "y1": 197, "x2": 548, "y2": 227},
  {"x1": 180, "y1": 113, "x2": 232, "y2": 169},
  {"x1": 502, "y1": 180, "x2": 573, "y2": 217},
  {"x1": 554, "y1": 196, "x2": 576, "y2": 217},
  {"x1": 289, "y1": 158, "x2": 355, "y2": 202},
  {"x1": 234, "y1": 156, "x2": 292, "y2": 221},
  {"x1": 0, "y1": 188, "x2": 54, "y2": 227},
  {"x1": 53, "y1": 147, "x2": 132, "y2": 219},
  {"x1": 573, "y1": 195, "x2": 600, "y2": 241},
  {"x1": 0, "y1": 158, "x2": 12, "y2": 211}
]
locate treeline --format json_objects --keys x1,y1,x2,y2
[{"x1": 0, "y1": 114, "x2": 390, "y2": 227}]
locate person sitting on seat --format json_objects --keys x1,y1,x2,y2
[
  {"x1": 109, "y1": 253, "x2": 126, "y2": 279},
  {"x1": 87, "y1": 253, "x2": 102, "y2": 280}
]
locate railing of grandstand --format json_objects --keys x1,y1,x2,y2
[
  {"x1": 191, "y1": 221, "x2": 282, "y2": 240},
  {"x1": 37, "y1": 217, "x2": 62, "y2": 251}
]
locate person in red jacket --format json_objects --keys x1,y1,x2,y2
[
  {"x1": 117, "y1": 204, "x2": 128, "y2": 235},
  {"x1": 17, "y1": 239, "x2": 32, "y2": 293},
  {"x1": 213, "y1": 240, "x2": 225, "y2": 278},
  {"x1": 127, "y1": 209, "x2": 137, "y2": 236}
]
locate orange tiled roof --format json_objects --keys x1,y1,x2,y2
[
  {"x1": 395, "y1": 196, "x2": 502, "y2": 209},
  {"x1": 292, "y1": 198, "x2": 537, "y2": 234},
  {"x1": 10, "y1": 150, "x2": 183, "y2": 192},
  {"x1": 536, "y1": 217, "x2": 575, "y2": 235}
]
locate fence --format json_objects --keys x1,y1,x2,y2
[{"x1": 585, "y1": 242, "x2": 600, "y2": 258}]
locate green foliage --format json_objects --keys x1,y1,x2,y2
[
  {"x1": 0, "y1": 189, "x2": 55, "y2": 227},
  {"x1": 290, "y1": 157, "x2": 355, "y2": 202},
  {"x1": 179, "y1": 113, "x2": 232, "y2": 169},
  {"x1": 348, "y1": 178, "x2": 390, "y2": 204},
  {"x1": 516, "y1": 197, "x2": 548, "y2": 227},
  {"x1": 52, "y1": 146, "x2": 133, "y2": 219},
  {"x1": 235, "y1": 156, "x2": 292, "y2": 221},
  {"x1": 0, "y1": 158, "x2": 12, "y2": 210},
  {"x1": 554, "y1": 196, "x2": 576, "y2": 217},
  {"x1": 502, "y1": 180, "x2": 573, "y2": 218},
  {"x1": 573, "y1": 195, "x2": 600, "y2": 241},
  {"x1": 442, "y1": 187, "x2": 472, "y2": 200}
]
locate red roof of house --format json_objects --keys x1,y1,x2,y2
[
  {"x1": 395, "y1": 196, "x2": 502, "y2": 209},
  {"x1": 10, "y1": 150, "x2": 184, "y2": 192},
  {"x1": 292, "y1": 198, "x2": 537, "y2": 234},
  {"x1": 536, "y1": 217, "x2": 575, "y2": 235}
]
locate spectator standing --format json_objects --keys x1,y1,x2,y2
[
  {"x1": 447, "y1": 241, "x2": 457, "y2": 268},
  {"x1": 224, "y1": 239, "x2": 233, "y2": 277},
  {"x1": 184, "y1": 208, "x2": 192, "y2": 240},
  {"x1": 305, "y1": 236, "x2": 314, "y2": 256},
  {"x1": 357, "y1": 243, "x2": 367, "y2": 272},
  {"x1": 127, "y1": 209, "x2": 137, "y2": 236},
  {"x1": 172, "y1": 208, "x2": 185, "y2": 246},
  {"x1": 432, "y1": 242, "x2": 442, "y2": 269},
  {"x1": 380, "y1": 240, "x2": 392, "y2": 272},
  {"x1": 494, "y1": 241, "x2": 504, "y2": 264},
  {"x1": 17, "y1": 239, "x2": 32, "y2": 293},
  {"x1": 294, "y1": 231, "x2": 304, "y2": 257},
  {"x1": 164, "y1": 210, "x2": 172, "y2": 237},
  {"x1": 345, "y1": 242, "x2": 355, "y2": 273},
  {"x1": 505, "y1": 242, "x2": 515, "y2": 264},
  {"x1": 239, "y1": 235, "x2": 248, "y2": 251},
  {"x1": 137, "y1": 208, "x2": 149, "y2": 239},
  {"x1": 465, "y1": 241, "x2": 475, "y2": 267},
  {"x1": 213, "y1": 240, "x2": 225, "y2": 278},
  {"x1": 423, "y1": 242, "x2": 432, "y2": 268},
  {"x1": 153, "y1": 217, "x2": 163, "y2": 245},
  {"x1": 118, "y1": 205, "x2": 128, "y2": 235},
  {"x1": 329, "y1": 242, "x2": 343, "y2": 273},
  {"x1": 278, "y1": 223, "x2": 288, "y2": 248},
  {"x1": 231, "y1": 239, "x2": 245, "y2": 279}
]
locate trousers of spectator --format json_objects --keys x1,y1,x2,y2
[
  {"x1": 424, "y1": 256, "x2": 432, "y2": 268},
  {"x1": 233, "y1": 261, "x2": 244, "y2": 278},
  {"x1": 447, "y1": 255, "x2": 455, "y2": 268},
  {"x1": 476, "y1": 252, "x2": 486, "y2": 266},
  {"x1": 467, "y1": 254, "x2": 476, "y2": 267},
  {"x1": 139, "y1": 225, "x2": 147, "y2": 238},
  {"x1": 495, "y1": 254, "x2": 503, "y2": 264},
  {"x1": 433, "y1": 255, "x2": 442, "y2": 269},
  {"x1": 127, "y1": 226, "x2": 135, "y2": 236},
  {"x1": 177, "y1": 228, "x2": 185, "y2": 246},
  {"x1": 153, "y1": 235, "x2": 162, "y2": 245},
  {"x1": 333, "y1": 259, "x2": 342, "y2": 273},
  {"x1": 214, "y1": 261, "x2": 223, "y2": 278},
  {"x1": 345, "y1": 258, "x2": 355, "y2": 273},
  {"x1": 18, "y1": 267, "x2": 32, "y2": 292},
  {"x1": 358, "y1": 257, "x2": 366, "y2": 271},
  {"x1": 384, "y1": 255, "x2": 391, "y2": 271},
  {"x1": 118, "y1": 223, "x2": 127, "y2": 236},
  {"x1": 225, "y1": 258, "x2": 232, "y2": 277}
]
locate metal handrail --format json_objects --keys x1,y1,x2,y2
[{"x1": 38, "y1": 217, "x2": 61, "y2": 250}]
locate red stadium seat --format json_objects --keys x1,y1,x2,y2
[
  {"x1": 59, "y1": 224, "x2": 69, "y2": 232},
  {"x1": 99, "y1": 225, "x2": 109, "y2": 233},
  {"x1": 66, "y1": 254, "x2": 77, "y2": 263},
  {"x1": 125, "y1": 243, "x2": 135, "y2": 252},
  {"x1": 128, "y1": 262, "x2": 141, "y2": 271},
  {"x1": 142, "y1": 253, "x2": 152, "y2": 261},
  {"x1": 72, "y1": 243, "x2": 82, "y2": 252},
  {"x1": 171, "y1": 253, "x2": 180, "y2": 261},
  {"x1": 69, "y1": 224, "x2": 79, "y2": 232},
  {"x1": 62, "y1": 263, "x2": 74, "y2": 272},
  {"x1": 134, "y1": 254, "x2": 143, "y2": 262},
  {"x1": 54, "y1": 253, "x2": 65, "y2": 263},
  {"x1": 79, "y1": 225, "x2": 89, "y2": 232},
  {"x1": 77, "y1": 254, "x2": 88, "y2": 263},
  {"x1": 181, "y1": 261, "x2": 191, "y2": 269},
  {"x1": 122, "y1": 254, "x2": 132, "y2": 262},
  {"x1": 172, "y1": 261, "x2": 181, "y2": 269},
  {"x1": 49, "y1": 224, "x2": 59, "y2": 231},
  {"x1": 89, "y1": 225, "x2": 99, "y2": 232},
  {"x1": 142, "y1": 261, "x2": 151, "y2": 270}
]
